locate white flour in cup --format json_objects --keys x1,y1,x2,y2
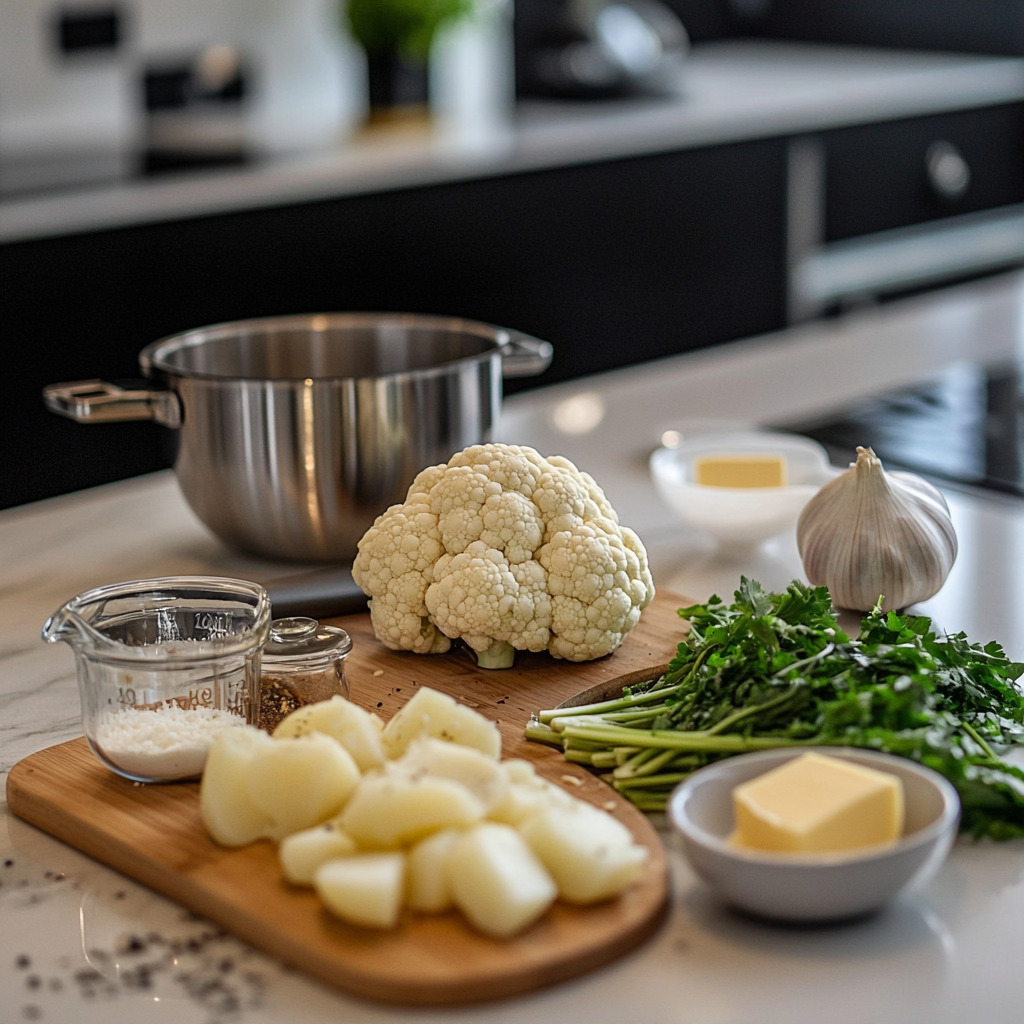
[{"x1": 94, "y1": 704, "x2": 242, "y2": 780}]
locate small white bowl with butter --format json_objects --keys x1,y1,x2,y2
[
  {"x1": 649, "y1": 430, "x2": 837, "y2": 546},
  {"x1": 667, "y1": 747, "x2": 960, "y2": 923}
]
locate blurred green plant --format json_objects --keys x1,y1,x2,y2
[{"x1": 344, "y1": 0, "x2": 475, "y2": 62}]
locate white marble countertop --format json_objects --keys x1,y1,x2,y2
[
  {"x1": 5, "y1": 270, "x2": 1024, "y2": 1023},
  {"x1": 3, "y1": 40, "x2": 1024, "y2": 243}
]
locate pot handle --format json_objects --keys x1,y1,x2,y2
[
  {"x1": 42, "y1": 380, "x2": 182, "y2": 428},
  {"x1": 499, "y1": 330, "x2": 554, "y2": 378}
]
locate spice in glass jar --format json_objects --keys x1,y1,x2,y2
[{"x1": 257, "y1": 617, "x2": 352, "y2": 732}]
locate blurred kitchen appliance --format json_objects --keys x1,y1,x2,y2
[
  {"x1": 786, "y1": 357, "x2": 1024, "y2": 500},
  {"x1": 0, "y1": 0, "x2": 353, "y2": 196},
  {"x1": 515, "y1": 0, "x2": 689, "y2": 99},
  {"x1": 785, "y1": 104, "x2": 1024, "y2": 322}
]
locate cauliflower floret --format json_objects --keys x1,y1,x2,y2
[
  {"x1": 426, "y1": 542, "x2": 553, "y2": 663},
  {"x1": 542, "y1": 522, "x2": 655, "y2": 661},
  {"x1": 431, "y1": 446, "x2": 547, "y2": 560},
  {"x1": 355, "y1": 469, "x2": 450, "y2": 655},
  {"x1": 351, "y1": 443, "x2": 654, "y2": 668}
]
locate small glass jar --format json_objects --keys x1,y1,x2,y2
[
  {"x1": 257, "y1": 616, "x2": 353, "y2": 733},
  {"x1": 42, "y1": 576, "x2": 271, "y2": 783}
]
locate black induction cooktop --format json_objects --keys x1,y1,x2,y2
[{"x1": 781, "y1": 358, "x2": 1024, "y2": 498}]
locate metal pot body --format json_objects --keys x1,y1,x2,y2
[{"x1": 44, "y1": 313, "x2": 552, "y2": 561}]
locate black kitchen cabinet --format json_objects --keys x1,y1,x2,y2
[
  {"x1": 0, "y1": 137, "x2": 788, "y2": 509},
  {"x1": 784, "y1": 102, "x2": 1024, "y2": 321},
  {"x1": 820, "y1": 103, "x2": 1024, "y2": 243},
  {"x1": 742, "y1": 1, "x2": 1024, "y2": 57}
]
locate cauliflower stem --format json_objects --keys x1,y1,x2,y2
[{"x1": 474, "y1": 639, "x2": 517, "y2": 671}]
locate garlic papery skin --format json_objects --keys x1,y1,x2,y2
[{"x1": 796, "y1": 446, "x2": 958, "y2": 613}]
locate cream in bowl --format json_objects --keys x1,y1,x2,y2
[
  {"x1": 667, "y1": 747, "x2": 960, "y2": 923},
  {"x1": 649, "y1": 430, "x2": 836, "y2": 546}
]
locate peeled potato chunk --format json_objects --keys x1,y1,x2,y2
[
  {"x1": 380, "y1": 686, "x2": 501, "y2": 759},
  {"x1": 446, "y1": 823, "x2": 557, "y2": 939},
  {"x1": 273, "y1": 695, "x2": 387, "y2": 772},
  {"x1": 394, "y1": 736, "x2": 507, "y2": 813},
  {"x1": 315, "y1": 852, "x2": 405, "y2": 929},
  {"x1": 339, "y1": 766, "x2": 485, "y2": 848},
  {"x1": 279, "y1": 818, "x2": 358, "y2": 886},
  {"x1": 200, "y1": 725, "x2": 277, "y2": 847},
  {"x1": 518, "y1": 802, "x2": 649, "y2": 904},
  {"x1": 488, "y1": 759, "x2": 577, "y2": 825},
  {"x1": 245, "y1": 733, "x2": 361, "y2": 841},
  {"x1": 405, "y1": 828, "x2": 461, "y2": 913}
]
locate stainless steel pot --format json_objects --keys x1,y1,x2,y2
[{"x1": 43, "y1": 313, "x2": 552, "y2": 561}]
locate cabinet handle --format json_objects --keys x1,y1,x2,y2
[{"x1": 926, "y1": 140, "x2": 971, "y2": 202}]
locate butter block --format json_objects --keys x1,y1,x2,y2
[
  {"x1": 694, "y1": 454, "x2": 786, "y2": 488},
  {"x1": 731, "y1": 752, "x2": 904, "y2": 854}
]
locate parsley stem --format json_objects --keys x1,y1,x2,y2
[
  {"x1": 613, "y1": 746, "x2": 682, "y2": 779},
  {"x1": 703, "y1": 684, "x2": 802, "y2": 736},
  {"x1": 535, "y1": 680, "x2": 680, "y2": 725},
  {"x1": 559, "y1": 722, "x2": 805, "y2": 754},
  {"x1": 962, "y1": 720, "x2": 998, "y2": 759}
]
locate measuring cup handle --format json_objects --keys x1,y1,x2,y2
[
  {"x1": 42, "y1": 379, "x2": 182, "y2": 428},
  {"x1": 499, "y1": 331, "x2": 554, "y2": 379}
]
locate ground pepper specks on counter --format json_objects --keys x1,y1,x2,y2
[
  {"x1": 4, "y1": 858, "x2": 270, "y2": 1023},
  {"x1": 14, "y1": 925, "x2": 268, "y2": 1022}
]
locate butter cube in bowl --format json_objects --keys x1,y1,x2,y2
[
  {"x1": 667, "y1": 747, "x2": 960, "y2": 923},
  {"x1": 649, "y1": 430, "x2": 836, "y2": 546}
]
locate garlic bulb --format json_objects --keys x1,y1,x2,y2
[{"x1": 796, "y1": 446, "x2": 957, "y2": 612}]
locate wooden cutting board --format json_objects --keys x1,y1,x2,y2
[{"x1": 7, "y1": 591, "x2": 690, "y2": 1006}]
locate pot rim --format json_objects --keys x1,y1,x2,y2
[{"x1": 139, "y1": 311, "x2": 519, "y2": 384}]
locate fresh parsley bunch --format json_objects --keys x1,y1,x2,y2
[{"x1": 528, "y1": 578, "x2": 1024, "y2": 840}]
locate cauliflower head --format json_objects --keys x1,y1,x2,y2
[{"x1": 351, "y1": 443, "x2": 655, "y2": 668}]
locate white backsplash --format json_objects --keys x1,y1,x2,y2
[
  {"x1": 0, "y1": 0, "x2": 516, "y2": 164},
  {"x1": 0, "y1": 0, "x2": 357, "y2": 158},
  {"x1": 0, "y1": 0, "x2": 139, "y2": 152}
]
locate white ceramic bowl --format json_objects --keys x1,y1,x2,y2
[
  {"x1": 667, "y1": 747, "x2": 960, "y2": 923},
  {"x1": 649, "y1": 430, "x2": 837, "y2": 545}
]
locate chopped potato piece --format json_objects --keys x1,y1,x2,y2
[
  {"x1": 394, "y1": 736, "x2": 507, "y2": 812},
  {"x1": 339, "y1": 767, "x2": 485, "y2": 848},
  {"x1": 273, "y1": 695, "x2": 387, "y2": 772},
  {"x1": 380, "y1": 686, "x2": 501, "y2": 759},
  {"x1": 405, "y1": 828, "x2": 461, "y2": 913},
  {"x1": 447, "y1": 823, "x2": 557, "y2": 938},
  {"x1": 489, "y1": 759, "x2": 576, "y2": 825},
  {"x1": 279, "y1": 818, "x2": 357, "y2": 886},
  {"x1": 245, "y1": 732, "x2": 361, "y2": 841},
  {"x1": 502, "y1": 758, "x2": 538, "y2": 784},
  {"x1": 315, "y1": 852, "x2": 406, "y2": 929},
  {"x1": 519, "y1": 802, "x2": 649, "y2": 904},
  {"x1": 200, "y1": 725, "x2": 276, "y2": 847}
]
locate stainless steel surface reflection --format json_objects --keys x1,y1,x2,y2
[{"x1": 43, "y1": 313, "x2": 553, "y2": 561}]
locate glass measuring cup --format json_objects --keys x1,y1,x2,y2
[{"x1": 42, "y1": 576, "x2": 271, "y2": 783}]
